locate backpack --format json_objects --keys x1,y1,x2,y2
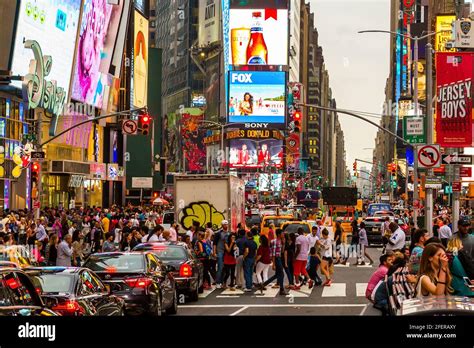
[{"x1": 203, "y1": 241, "x2": 212, "y2": 256}]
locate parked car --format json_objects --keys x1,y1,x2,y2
[
  {"x1": 0, "y1": 268, "x2": 59, "y2": 316},
  {"x1": 83, "y1": 252, "x2": 177, "y2": 316},
  {"x1": 363, "y1": 216, "x2": 386, "y2": 246},
  {"x1": 367, "y1": 203, "x2": 392, "y2": 216},
  {"x1": 25, "y1": 267, "x2": 125, "y2": 316},
  {"x1": 133, "y1": 242, "x2": 203, "y2": 302}
]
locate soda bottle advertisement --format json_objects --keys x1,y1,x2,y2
[{"x1": 228, "y1": 8, "x2": 288, "y2": 66}]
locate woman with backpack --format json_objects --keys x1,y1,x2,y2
[{"x1": 195, "y1": 232, "x2": 212, "y2": 290}]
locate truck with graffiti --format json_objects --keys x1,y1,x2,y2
[{"x1": 174, "y1": 175, "x2": 246, "y2": 232}]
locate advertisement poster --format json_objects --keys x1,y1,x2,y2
[
  {"x1": 286, "y1": 132, "x2": 300, "y2": 171},
  {"x1": 72, "y1": 0, "x2": 117, "y2": 108},
  {"x1": 11, "y1": 0, "x2": 82, "y2": 100},
  {"x1": 227, "y1": 8, "x2": 288, "y2": 66},
  {"x1": 228, "y1": 71, "x2": 286, "y2": 124},
  {"x1": 99, "y1": 0, "x2": 125, "y2": 74},
  {"x1": 258, "y1": 173, "x2": 282, "y2": 192},
  {"x1": 52, "y1": 113, "x2": 92, "y2": 149},
  {"x1": 198, "y1": 0, "x2": 220, "y2": 45},
  {"x1": 435, "y1": 52, "x2": 473, "y2": 148},
  {"x1": 162, "y1": 112, "x2": 179, "y2": 172},
  {"x1": 229, "y1": 139, "x2": 283, "y2": 168},
  {"x1": 206, "y1": 144, "x2": 221, "y2": 174},
  {"x1": 133, "y1": 10, "x2": 148, "y2": 108},
  {"x1": 435, "y1": 15, "x2": 456, "y2": 53},
  {"x1": 181, "y1": 111, "x2": 206, "y2": 173}
]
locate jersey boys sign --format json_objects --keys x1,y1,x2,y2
[{"x1": 436, "y1": 52, "x2": 474, "y2": 148}]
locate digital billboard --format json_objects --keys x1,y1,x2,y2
[
  {"x1": 227, "y1": 8, "x2": 288, "y2": 66},
  {"x1": 228, "y1": 71, "x2": 286, "y2": 124},
  {"x1": 258, "y1": 174, "x2": 282, "y2": 192},
  {"x1": 71, "y1": 0, "x2": 119, "y2": 108},
  {"x1": 229, "y1": 139, "x2": 283, "y2": 168},
  {"x1": 10, "y1": 0, "x2": 81, "y2": 101},
  {"x1": 132, "y1": 10, "x2": 149, "y2": 108}
]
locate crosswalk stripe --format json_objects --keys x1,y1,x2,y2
[
  {"x1": 198, "y1": 287, "x2": 216, "y2": 298},
  {"x1": 356, "y1": 283, "x2": 368, "y2": 297},
  {"x1": 286, "y1": 284, "x2": 314, "y2": 298},
  {"x1": 334, "y1": 263, "x2": 350, "y2": 268},
  {"x1": 357, "y1": 264, "x2": 373, "y2": 268},
  {"x1": 220, "y1": 288, "x2": 244, "y2": 295},
  {"x1": 253, "y1": 287, "x2": 280, "y2": 298},
  {"x1": 321, "y1": 283, "x2": 346, "y2": 297}
]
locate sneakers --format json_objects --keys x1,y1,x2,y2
[
  {"x1": 308, "y1": 279, "x2": 314, "y2": 289},
  {"x1": 323, "y1": 279, "x2": 332, "y2": 287},
  {"x1": 229, "y1": 287, "x2": 236, "y2": 291},
  {"x1": 279, "y1": 290, "x2": 288, "y2": 296},
  {"x1": 271, "y1": 284, "x2": 280, "y2": 289},
  {"x1": 216, "y1": 283, "x2": 222, "y2": 289},
  {"x1": 243, "y1": 288, "x2": 252, "y2": 292}
]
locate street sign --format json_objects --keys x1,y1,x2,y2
[
  {"x1": 31, "y1": 151, "x2": 45, "y2": 161},
  {"x1": 452, "y1": 181, "x2": 462, "y2": 192},
  {"x1": 417, "y1": 145, "x2": 441, "y2": 168},
  {"x1": 122, "y1": 120, "x2": 138, "y2": 135},
  {"x1": 460, "y1": 167, "x2": 472, "y2": 178},
  {"x1": 442, "y1": 154, "x2": 473, "y2": 165},
  {"x1": 403, "y1": 116, "x2": 426, "y2": 144},
  {"x1": 425, "y1": 177, "x2": 442, "y2": 189},
  {"x1": 132, "y1": 177, "x2": 153, "y2": 189}
]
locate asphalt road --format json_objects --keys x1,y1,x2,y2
[{"x1": 177, "y1": 247, "x2": 383, "y2": 316}]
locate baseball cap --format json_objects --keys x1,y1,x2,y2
[
  {"x1": 458, "y1": 218, "x2": 470, "y2": 227},
  {"x1": 221, "y1": 220, "x2": 229, "y2": 225}
]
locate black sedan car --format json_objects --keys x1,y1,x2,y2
[
  {"x1": 83, "y1": 252, "x2": 177, "y2": 316},
  {"x1": 25, "y1": 267, "x2": 125, "y2": 316},
  {"x1": 0, "y1": 268, "x2": 59, "y2": 316},
  {"x1": 363, "y1": 216, "x2": 385, "y2": 246},
  {"x1": 133, "y1": 242, "x2": 204, "y2": 302}
]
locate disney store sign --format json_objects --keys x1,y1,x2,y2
[{"x1": 22, "y1": 40, "x2": 66, "y2": 116}]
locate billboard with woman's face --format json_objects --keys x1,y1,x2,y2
[{"x1": 132, "y1": 10, "x2": 148, "y2": 108}]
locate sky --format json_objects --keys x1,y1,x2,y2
[{"x1": 309, "y1": 0, "x2": 391, "y2": 171}]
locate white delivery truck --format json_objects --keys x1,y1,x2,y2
[{"x1": 174, "y1": 175, "x2": 246, "y2": 232}]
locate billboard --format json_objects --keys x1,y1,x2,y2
[
  {"x1": 228, "y1": 71, "x2": 286, "y2": 124},
  {"x1": 71, "y1": 0, "x2": 120, "y2": 108},
  {"x1": 227, "y1": 7, "x2": 288, "y2": 66},
  {"x1": 435, "y1": 15, "x2": 456, "y2": 53},
  {"x1": 229, "y1": 139, "x2": 283, "y2": 168},
  {"x1": 181, "y1": 111, "x2": 206, "y2": 173},
  {"x1": 198, "y1": 0, "x2": 220, "y2": 45},
  {"x1": 132, "y1": 10, "x2": 148, "y2": 108},
  {"x1": 0, "y1": 0, "x2": 19, "y2": 72},
  {"x1": 435, "y1": 52, "x2": 473, "y2": 148},
  {"x1": 322, "y1": 187, "x2": 358, "y2": 206},
  {"x1": 10, "y1": 0, "x2": 81, "y2": 100},
  {"x1": 258, "y1": 174, "x2": 282, "y2": 192}
]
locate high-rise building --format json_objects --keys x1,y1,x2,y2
[{"x1": 289, "y1": 0, "x2": 301, "y2": 82}]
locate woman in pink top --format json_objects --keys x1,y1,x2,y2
[{"x1": 365, "y1": 252, "x2": 394, "y2": 302}]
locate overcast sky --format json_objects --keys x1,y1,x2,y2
[{"x1": 309, "y1": 0, "x2": 391, "y2": 171}]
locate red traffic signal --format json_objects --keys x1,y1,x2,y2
[
  {"x1": 32, "y1": 162, "x2": 40, "y2": 172},
  {"x1": 139, "y1": 113, "x2": 152, "y2": 135},
  {"x1": 294, "y1": 110, "x2": 302, "y2": 121},
  {"x1": 353, "y1": 161, "x2": 357, "y2": 171}
]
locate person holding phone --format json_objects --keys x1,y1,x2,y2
[
  {"x1": 446, "y1": 238, "x2": 474, "y2": 297},
  {"x1": 415, "y1": 243, "x2": 453, "y2": 297}
]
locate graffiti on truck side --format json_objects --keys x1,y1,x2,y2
[{"x1": 179, "y1": 201, "x2": 226, "y2": 230}]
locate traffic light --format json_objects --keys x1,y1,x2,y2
[
  {"x1": 31, "y1": 162, "x2": 40, "y2": 199},
  {"x1": 153, "y1": 192, "x2": 159, "y2": 198},
  {"x1": 139, "y1": 113, "x2": 151, "y2": 135},
  {"x1": 391, "y1": 163, "x2": 397, "y2": 175},
  {"x1": 293, "y1": 108, "x2": 302, "y2": 133},
  {"x1": 353, "y1": 161, "x2": 357, "y2": 171}
]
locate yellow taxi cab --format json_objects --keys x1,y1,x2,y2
[
  {"x1": 0, "y1": 245, "x2": 37, "y2": 269},
  {"x1": 281, "y1": 221, "x2": 313, "y2": 235},
  {"x1": 260, "y1": 215, "x2": 294, "y2": 237}
]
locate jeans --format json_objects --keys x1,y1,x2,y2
[
  {"x1": 263, "y1": 257, "x2": 285, "y2": 291},
  {"x1": 243, "y1": 257, "x2": 255, "y2": 290},
  {"x1": 216, "y1": 252, "x2": 224, "y2": 284},
  {"x1": 223, "y1": 264, "x2": 236, "y2": 287},
  {"x1": 235, "y1": 255, "x2": 245, "y2": 287},
  {"x1": 285, "y1": 260, "x2": 294, "y2": 285}
]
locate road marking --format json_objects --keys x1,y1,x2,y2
[
  {"x1": 198, "y1": 287, "x2": 216, "y2": 298},
  {"x1": 357, "y1": 264, "x2": 373, "y2": 268},
  {"x1": 286, "y1": 284, "x2": 314, "y2": 298},
  {"x1": 220, "y1": 288, "x2": 244, "y2": 295},
  {"x1": 253, "y1": 287, "x2": 280, "y2": 298},
  {"x1": 216, "y1": 295, "x2": 241, "y2": 298},
  {"x1": 229, "y1": 306, "x2": 248, "y2": 316},
  {"x1": 359, "y1": 304, "x2": 370, "y2": 316},
  {"x1": 181, "y1": 304, "x2": 367, "y2": 308},
  {"x1": 356, "y1": 283, "x2": 368, "y2": 297},
  {"x1": 321, "y1": 283, "x2": 346, "y2": 297},
  {"x1": 334, "y1": 263, "x2": 350, "y2": 268}
]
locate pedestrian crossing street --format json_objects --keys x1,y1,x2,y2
[{"x1": 197, "y1": 282, "x2": 369, "y2": 299}]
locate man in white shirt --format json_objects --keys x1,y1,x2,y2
[
  {"x1": 385, "y1": 222, "x2": 406, "y2": 252},
  {"x1": 438, "y1": 219, "x2": 452, "y2": 247},
  {"x1": 307, "y1": 226, "x2": 320, "y2": 253},
  {"x1": 35, "y1": 219, "x2": 48, "y2": 244}
]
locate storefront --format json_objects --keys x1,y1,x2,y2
[{"x1": 0, "y1": 94, "x2": 31, "y2": 212}]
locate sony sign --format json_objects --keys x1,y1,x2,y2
[
  {"x1": 244, "y1": 123, "x2": 269, "y2": 129},
  {"x1": 22, "y1": 40, "x2": 66, "y2": 116}
]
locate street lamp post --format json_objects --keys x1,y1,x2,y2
[{"x1": 358, "y1": 30, "x2": 446, "y2": 234}]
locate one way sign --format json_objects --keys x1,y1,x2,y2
[{"x1": 442, "y1": 154, "x2": 473, "y2": 165}]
